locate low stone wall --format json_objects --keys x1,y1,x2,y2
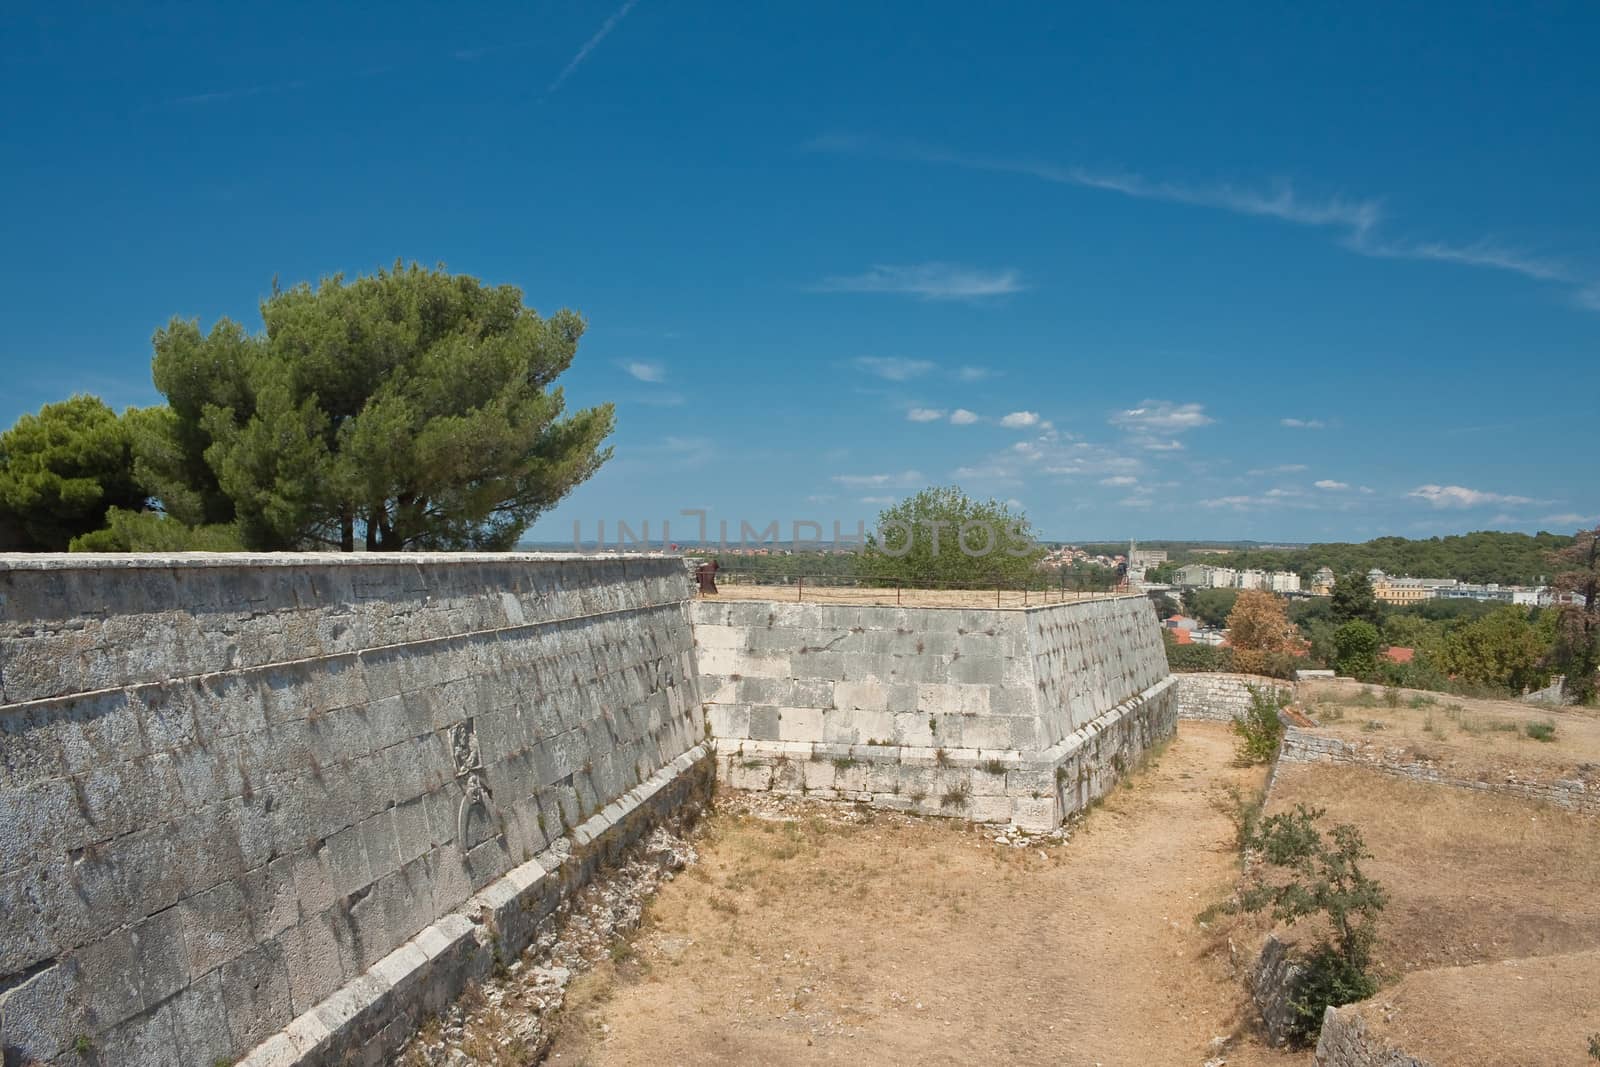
[
  {"x1": 1174, "y1": 671, "x2": 1293, "y2": 722},
  {"x1": 1314, "y1": 1007, "x2": 1432, "y2": 1066},
  {"x1": 697, "y1": 595, "x2": 1176, "y2": 829},
  {"x1": 1279, "y1": 727, "x2": 1600, "y2": 814},
  {"x1": 0, "y1": 553, "x2": 706, "y2": 1067}
]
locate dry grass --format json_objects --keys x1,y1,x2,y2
[
  {"x1": 1353, "y1": 948, "x2": 1600, "y2": 1066},
  {"x1": 1299, "y1": 678, "x2": 1600, "y2": 781},
  {"x1": 705, "y1": 584, "x2": 1124, "y2": 609},
  {"x1": 544, "y1": 723, "x2": 1300, "y2": 1066},
  {"x1": 1266, "y1": 761, "x2": 1600, "y2": 975}
]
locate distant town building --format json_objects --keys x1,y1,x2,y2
[
  {"x1": 1371, "y1": 572, "x2": 1434, "y2": 606},
  {"x1": 1269, "y1": 571, "x2": 1302, "y2": 594},
  {"x1": 1310, "y1": 567, "x2": 1336, "y2": 595}
]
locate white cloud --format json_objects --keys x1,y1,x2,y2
[
  {"x1": 1408, "y1": 484, "x2": 1534, "y2": 509},
  {"x1": 1137, "y1": 438, "x2": 1185, "y2": 452},
  {"x1": 949, "y1": 408, "x2": 980, "y2": 425},
  {"x1": 1248, "y1": 463, "x2": 1309, "y2": 475},
  {"x1": 833, "y1": 470, "x2": 925, "y2": 489},
  {"x1": 1100, "y1": 475, "x2": 1137, "y2": 487},
  {"x1": 853, "y1": 356, "x2": 935, "y2": 381},
  {"x1": 815, "y1": 262, "x2": 1024, "y2": 300},
  {"x1": 1111, "y1": 400, "x2": 1214, "y2": 433},
  {"x1": 1314, "y1": 479, "x2": 1350, "y2": 490},
  {"x1": 906, "y1": 407, "x2": 946, "y2": 422},
  {"x1": 624, "y1": 360, "x2": 665, "y2": 382},
  {"x1": 999, "y1": 411, "x2": 1040, "y2": 428},
  {"x1": 1281, "y1": 417, "x2": 1326, "y2": 429},
  {"x1": 547, "y1": 0, "x2": 638, "y2": 94},
  {"x1": 1120, "y1": 496, "x2": 1154, "y2": 508},
  {"x1": 957, "y1": 365, "x2": 996, "y2": 381},
  {"x1": 860, "y1": 495, "x2": 897, "y2": 505},
  {"x1": 806, "y1": 133, "x2": 1600, "y2": 310},
  {"x1": 1540, "y1": 512, "x2": 1598, "y2": 527}
]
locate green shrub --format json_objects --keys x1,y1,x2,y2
[
  {"x1": 1288, "y1": 944, "x2": 1380, "y2": 1043},
  {"x1": 1526, "y1": 720, "x2": 1557, "y2": 742},
  {"x1": 1231, "y1": 685, "x2": 1288, "y2": 765},
  {"x1": 1233, "y1": 805, "x2": 1387, "y2": 1048}
]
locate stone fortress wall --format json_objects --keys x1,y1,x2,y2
[
  {"x1": 0, "y1": 554, "x2": 708, "y2": 1067},
  {"x1": 1174, "y1": 672, "x2": 1294, "y2": 722},
  {"x1": 695, "y1": 595, "x2": 1177, "y2": 829}
]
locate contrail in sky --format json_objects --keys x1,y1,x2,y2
[{"x1": 548, "y1": 0, "x2": 639, "y2": 94}]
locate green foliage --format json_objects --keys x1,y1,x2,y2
[
  {"x1": 0, "y1": 396, "x2": 147, "y2": 550},
  {"x1": 1182, "y1": 587, "x2": 1239, "y2": 627},
  {"x1": 1289, "y1": 943, "x2": 1380, "y2": 1044},
  {"x1": 1330, "y1": 571, "x2": 1382, "y2": 626},
  {"x1": 1525, "y1": 720, "x2": 1557, "y2": 742},
  {"x1": 1332, "y1": 620, "x2": 1382, "y2": 679},
  {"x1": 141, "y1": 262, "x2": 614, "y2": 550},
  {"x1": 1548, "y1": 527, "x2": 1600, "y2": 706},
  {"x1": 1434, "y1": 606, "x2": 1553, "y2": 694},
  {"x1": 69, "y1": 507, "x2": 243, "y2": 552},
  {"x1": 1162, "y1": 629, "x2": 1233, "y2": 672},
  {"x1": 1231, "y1": 684, "x2": 1288, "y2": 764},
  {"x1": 1234, "y1": 804, "x2": 1387, "y2": 1046},
  {"x1": 859, "y1": 486, "x2": 1044, "y2": 587},
  {"x1": 1191, "y1": 531, "x2": 1575, "y2": 587}
]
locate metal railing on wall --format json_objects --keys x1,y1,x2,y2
[{"x1": 706, "y1": 570, "x2": 1130, "y2": 609}]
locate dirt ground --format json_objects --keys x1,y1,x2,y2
[
  {"x1": 705, "y1": 584, "x2": 1119, "y2": 609},
  {"x1": 1266, "y1": 761, "x2": 1600, "y2": 975},
  {"x1": 544, "y1": 722, "x2": 1301, "y2": 1067},
  {"x1": 1353, "y1": 948, "x2": 1600, "y2": 1066},
  {"x1": 1297, "y1": 677, "x2": 1600, "y2": 781}
]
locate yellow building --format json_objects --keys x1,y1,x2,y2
[{"x1": 1373, "y1": 575, "x2": 1433, "y2": 606}]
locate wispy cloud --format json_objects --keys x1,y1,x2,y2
[
  {"x1": 815, "y1": 262, "x2": 1024, "y2": 300},
  {"x1": 833, "y1": 470, "x2": 925, "y2": 489},
  {"x1": 172, "y1": 79, "x2": 309, "y2": 106},
  {"x1": 1111, "y1": 400, "x2": 1214, "y2": 433},
  {"x1": 1314, "y1": 479, "x2": 1350, "y2": 490},
  {"x1": 1541, "y1": 512, "x2": 1598, "y2": 527},
  {"x1": 623, "y1": 360, "x2": 665, "y2": 382},
  {"x1": 808, "y1": 133, "x2": 1600, "y2": 310},
  {"x1": 1248, "y1": 463, "x2": 1309, "y2": 475},
  {"x1": 1100, "y1": 475, "x2": 1138, "y2": 487},
  {"x1": 548, "y1": 0, "x2": 638, "y2": 94},
  {"x1": 860, "y1": 495, "x2": 897, "y2": 505},
  {"x1": 957, "y1": 365, "x2": 997, "y2": 381},
  {"x1": 853, "y1": 356, "x2": 934, "y2": 381},
  {"x1": 1281, "y1": 417, "x2": 1326, "y2": 429},
  {"x1": 1408, "y1": 484, "x2": 1533, "y2": 509},
  {"x1": 999, "y1": 411, "x2": 1040, "y2": 428},
  {"x1": 906, "y1": 407, "x2": 946, "y2": 422}
]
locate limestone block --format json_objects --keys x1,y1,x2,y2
[{"x1": 776, "y1": 706, "x2": 824, "y2": 742}]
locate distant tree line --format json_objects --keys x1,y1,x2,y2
[{"x1": 1163, "y1": 531, "x2": 1573, "y2": 587}]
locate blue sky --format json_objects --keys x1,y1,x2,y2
[{"x1": 2, "y1": 1, "x2": 1596, "y2": 545}]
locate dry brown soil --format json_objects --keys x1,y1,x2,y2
[
  {"x1": 1266, "y1": 762, "x2": 1600, "y2": 975},
  {"x1": 545, "y1": 722, "x2": 1302, "y2": 1067},
  {"x1": 1298, "y1": 677, "x2": 1600, "y2": 782},
  {"x1": 705, "y1": 585, "x2": 1119, "y2": 609}
]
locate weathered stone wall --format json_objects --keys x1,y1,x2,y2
[
  {"x1": 1278, "y1": 726, "x2": 1600, "y2": 814},
  {"x1": 1174, "y1": 671, "x2": 1293, "y2": 722},
  {"x1": 0, "y1": 554, "x2": 705, "y2": 1067},
  {"x1": 1314, "y1": 1006, "x2": 1432, "y2": 1066},
  {"x1": 695, "y1": 595, "x2": 1176, "y2": 829}
]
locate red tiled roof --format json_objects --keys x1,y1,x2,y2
[{"x1": 1383, "y1": 646, "x2": 1416, "y2": 663}]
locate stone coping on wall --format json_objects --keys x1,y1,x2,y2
[
  {"x1": 0, "y1": 551, "x2": 676, "y2": 570},
  {"x1": 234, "y1": 743, "x2": 715, "y2": 1067},
  {"x1": 1278, "y1": 727, "x2": 1599, "y2": 814}
]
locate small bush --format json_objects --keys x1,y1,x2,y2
[
  {"x1": 1231, "y1": 685, "x2": 1288, "y2": 765},
  {"x1": 1233, "y1": 805, "x2": 1387, "y2": 1048},
  {"x1": 1526, "y1": 720, "x2": 1557, "y2": 742},
  {"x1": 982, "y1": 758, "x2": 1007, "y2": 775}
]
